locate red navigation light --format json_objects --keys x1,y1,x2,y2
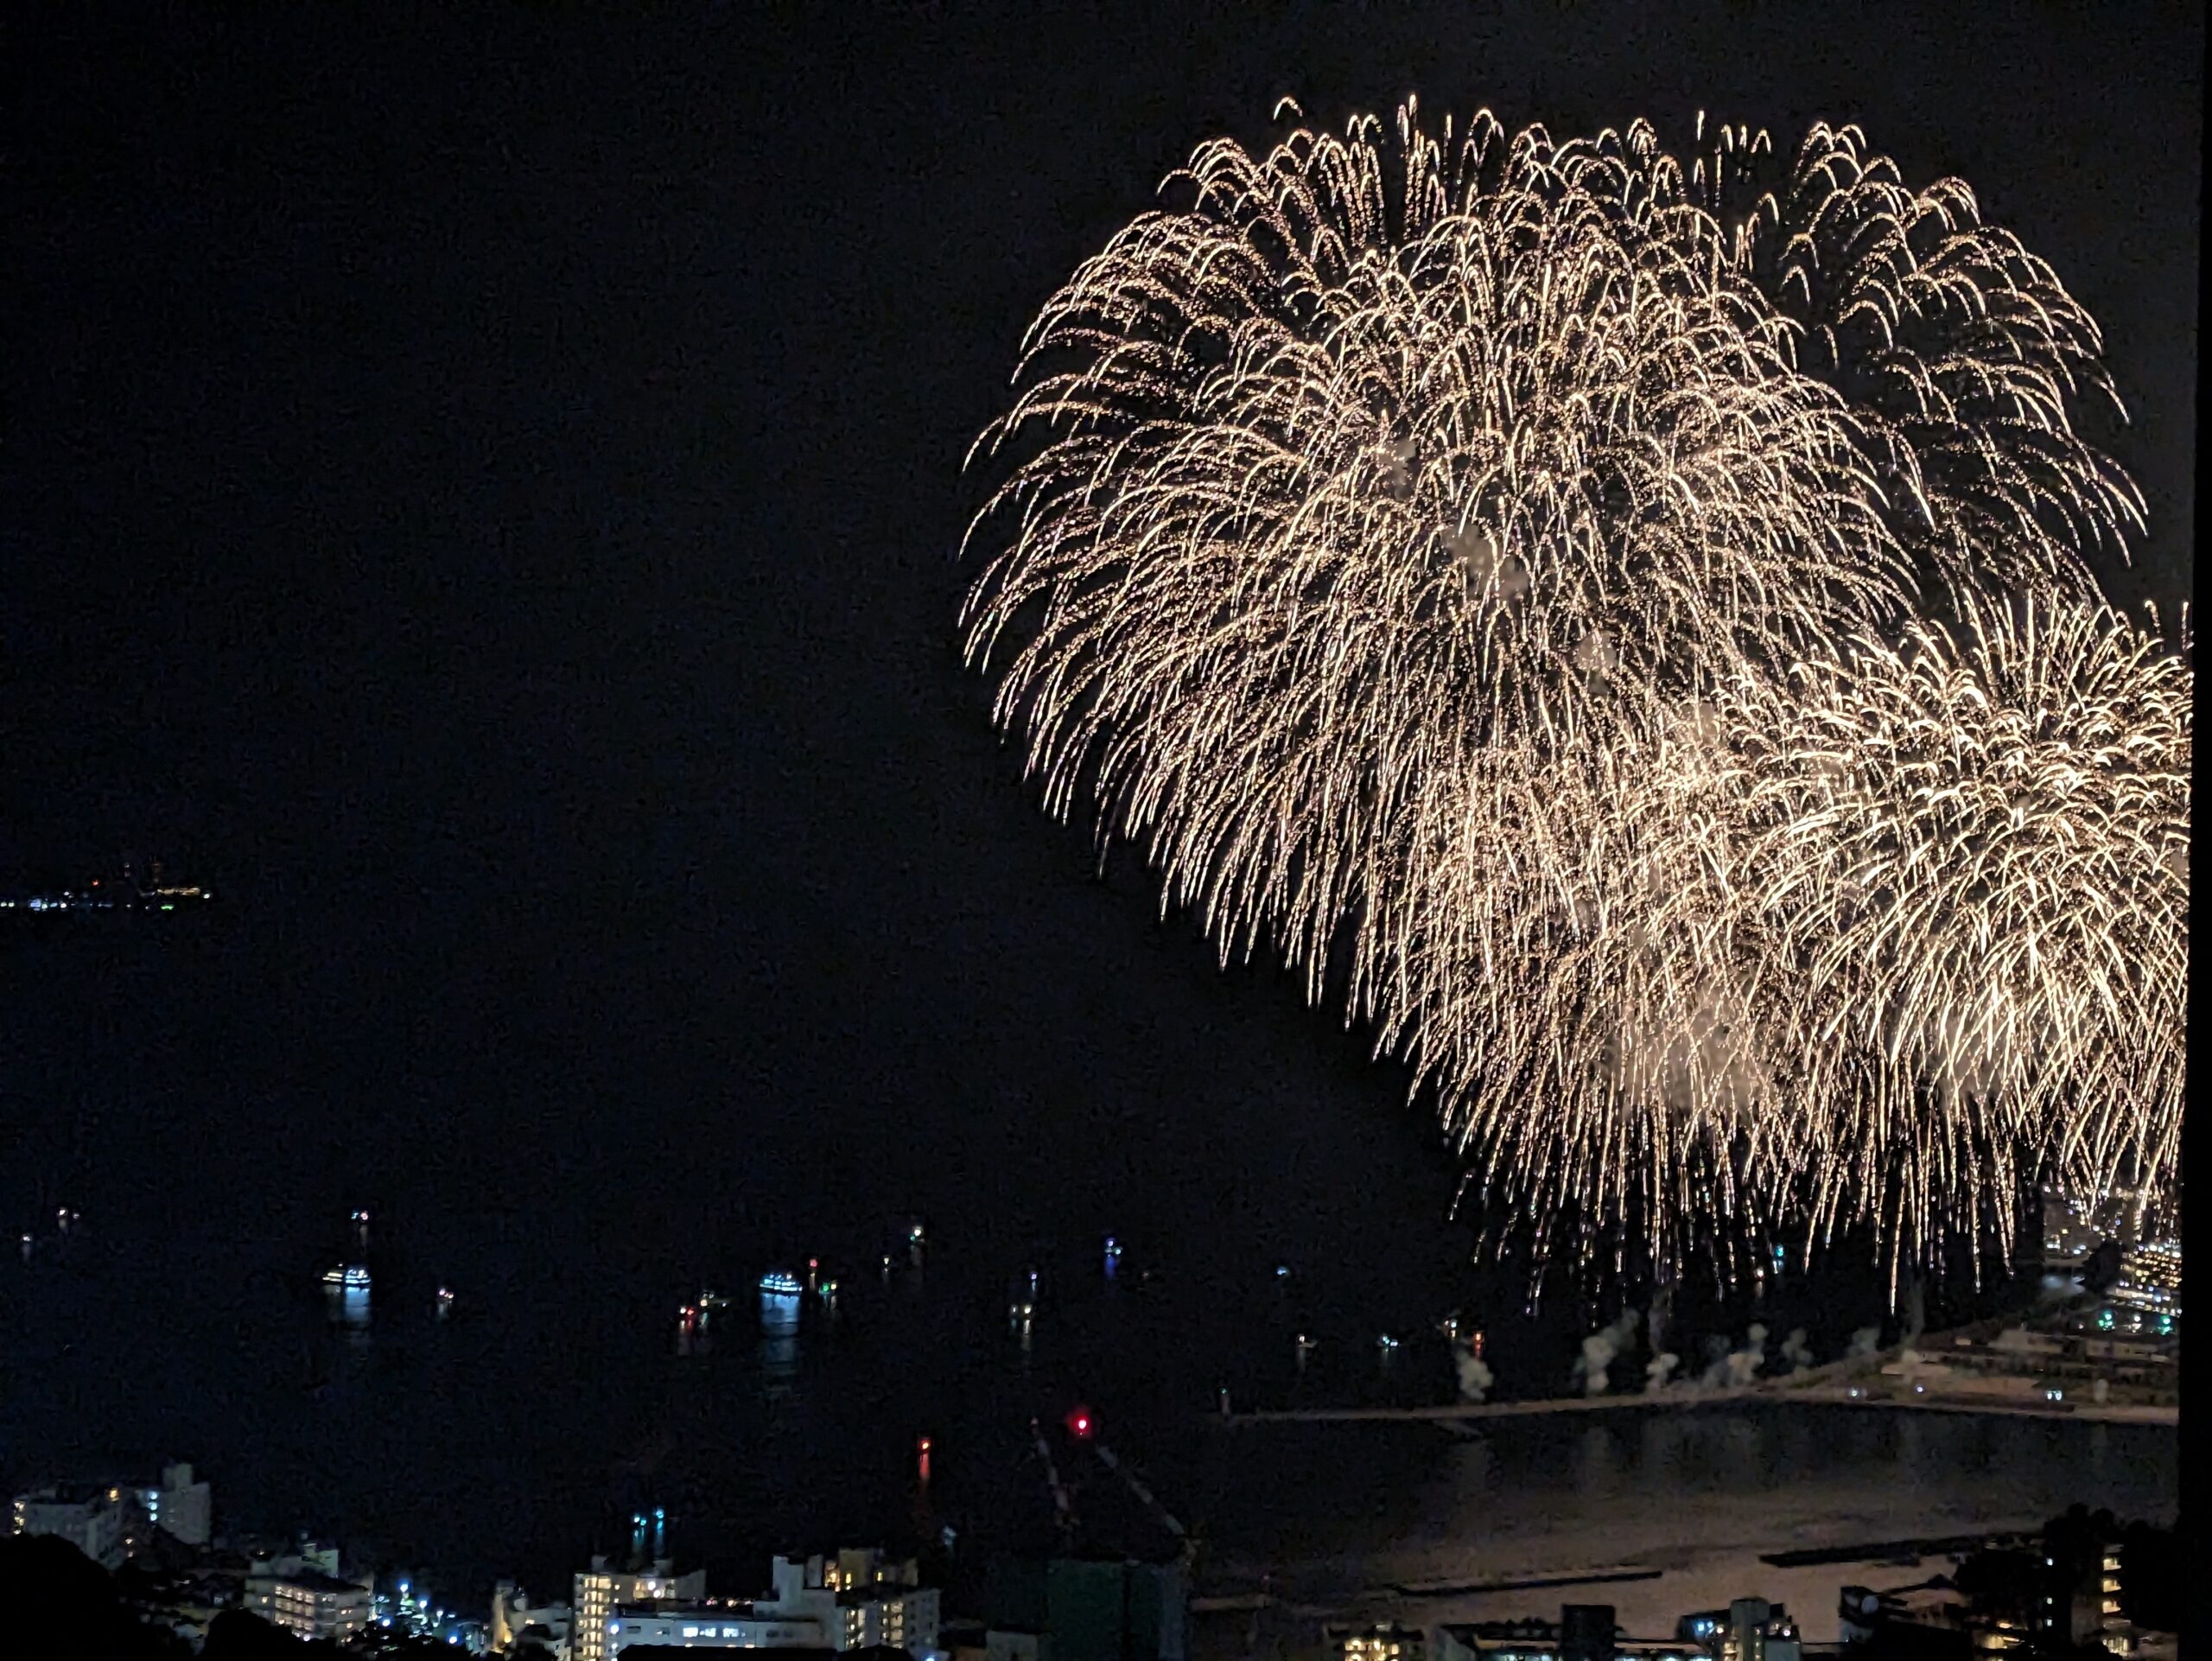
[
  {"x1": 918, "y1": 1436, "x2": 931, "y2": 1454},
  {"x1": 1066, "y1": 1406, "x2": 1093, "y2": 1439}
]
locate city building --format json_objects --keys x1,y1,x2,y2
[
  {"x1": 985, "y1": 1554, "x2": 1185, "y2": 1661},
  {"x1": 593, "y1": 1550, "x2": 939, "y2": 1658},
  {"x1": 1675, "y1": 1600, "x2": 1798, "y2": 1661},
  {"x1": 938, "y1": 1620, "x2": 988, "y2": 1661},
  {"x1": 1839, "y1": 1580, "x2": 2005, "y2": 1656},
  {"x1": 609, "y1": 1608, "x2": 827, "y2": 1652},
  {"x1": 251, "y1": 1540, "x2": 345, "y2": 1581},
  {"x1": 575, "y1": 1557, "x2": 709, "y2": 1661},
  {"x1": 2034, "y1": 1529, "x2": 2128, "y2": 1656},
  {"x1": 613, "y1": 1650, "x2": 907, "y2": 1661},
  {"x1": 1716, "y1": 1598, "x2": 1799, "y2": 1661},
  {"x1": 248, "y1": 1566, "x2": 374, "y2": 1641},
  {"x1": 1439, "y1": 1607, "x2": 1696, "y2": 1661},
  {"x1": 135, "y1": 1463, "x2": 212, "y2": 1548},
  {"x1": 1328, "y1": 1622, "x2": 1426, "y2": 1661},
  {"x1": 1841, "y1": 1518, "x2": 2171, "y2": 1661},
  {"x1": 763, "y1": 1551, "x2": 941, "y2": 1653},
  {"x1": 10, "y1": 1486, "x2": 128, "y2": 1569},
  {"x1": 2039, "y1": 1187, "x2": 2104, "y2": 1270},
  {"x1": 1440, "y1": 1617, "x2": 1559, "y2": 1661},
  {"x1": 2037, "y1": 1185, "x2": 2181, "y2": 1321},
  {"x1": 1916, "y1": 1327, "x2": 2177, "y2": 1406},
  {"x1": 377, "y1": 1575, "x2": 479, "y2": 1645},
  {"x1": 1560, "y1": 1607, "x2": 1624, "y2": 1661},
  {"x1": 983, "y1": 1633, "x2": 1041, "y2": 1661},
  {"x1": 493, "y1": 1581, "x2": 574, "y2": 1653},
  {"x1": 2110, "y1": 1239, "x2": 2181, "y2": 1327}
]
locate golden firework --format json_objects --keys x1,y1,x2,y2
[{"x1": 961, "y1": 102, "x2": 2180, "y2": 1284}]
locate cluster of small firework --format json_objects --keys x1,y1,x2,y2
[{"x1": 960, "y1": 101, "x2": 2190, "y2": 1288}]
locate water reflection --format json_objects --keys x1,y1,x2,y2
[
  {"x1": 323, "y1": 1278, "x2": 372, "y2": 1347},
  {"x1": 1574, "y1": 1422, "x2": 1620, "y2": 1499},
  {"x1": 8, "y1": 1199, "x2": 2180, "y2": 1617},
  {"x1": 758, "y1": 1286, "x2": 800, "y2": 1393}
]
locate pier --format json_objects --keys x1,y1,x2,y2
[
  {"x1": 1225, "y1": 1381, "x2": 2174, "y2": 1428},
  {"x1": 1226, "y1": 1389, "x2": 1753, "y2": 1424}
]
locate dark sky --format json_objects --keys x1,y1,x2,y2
[{"x1": 2, "y1": 3, "x2": 2199, "y2": 1281}]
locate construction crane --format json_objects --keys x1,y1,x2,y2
[
  {"x1": 1090, "y1": 1440, "x2": 1187, "y2": 1545},
  {"x1": 1027, "y1": 1417, "x2": 1077, "y2": 1543},
  {"x1": 1029, "y1": 1410, "x2": 1195, "y2": 1571},
  {"x1": 1090, "y1": 1438, "x2": 1198, "y2": 1575}
]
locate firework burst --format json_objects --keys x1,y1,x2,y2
[
  {"x1": 961, "y1": 101, "x2": 2179, "y2": 1284},
  {"x1": 1719, "y1": 599, "x2": 2190, "y2": 1269}
]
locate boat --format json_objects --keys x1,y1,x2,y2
[
  {"x1": 758, "y1": 1270, "x2": 803, "y2": 1296},
  {"x1": 321, "y1": 1264, "x2": 371, "y2": 1290}
]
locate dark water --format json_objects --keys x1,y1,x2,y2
[
  {"x1": 0, "y1": 911, "x2": 2177, "y2": 1623},
  {"x1": 1192, "y1": 1409, "x2": 2175, "y2": 1642}
]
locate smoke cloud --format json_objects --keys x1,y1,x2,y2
[
  {"x1": 1780, "y1": 1328, "x2": 1814, "y2": 1372},
  {"x1": 1847, "y1": 1325, "x2": 1883, "y2": 1362},
  {"x1": 1644, "y1": 1352, "x2": 1679, "y2": 1391},
  {"x1": 1692, "y1": 1334, "x2": 1731, "y2": 1390},
  {"x1": 1726, "y1": 1322, "x2": 1770, "y2": 1386},
  {"x1": 1453, "y1": 1341, "x2": 1494, "y2": 1403},
  {"x1": 1571, "y1": 1308, "x2": 1643, "y2": 1397},
  {"x1": 1574, "y1": 628, "x2": 1619, "y2": 678},
  {"x1": 1700, "y1": 1322, "x2": 1769, "y2": 1388},
  {"x1": 1451, "y1": 526, "x2": 1529, "y2": 605}
]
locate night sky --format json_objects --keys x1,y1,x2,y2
[{"x1": 3, "y1": 3, "x2": 2199, "y2": 1284}]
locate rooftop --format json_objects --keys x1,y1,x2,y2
[
  {"x1": 14, "y1": 1485, "x2": 124, "y2": 1509},
  {"x1": 258, "y1": 1568, "x2": 366, "y2": 1596}
]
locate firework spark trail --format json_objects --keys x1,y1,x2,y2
[
  {"x1": 1719, "y1": 599, "x2": 2191, "y2": 1270},
  {"x1": 960, "y1": 101, "x2": 2186, "y2": 1285}
]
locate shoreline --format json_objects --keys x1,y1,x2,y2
[{"x1": 1225, "y1": 1391, "x2": 2177, "y2": 1428}]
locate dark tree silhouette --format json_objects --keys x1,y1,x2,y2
[
  {"x1": 201, "y1": 1608, "x2": 346, "y2": 1658},
  {"x1": 0, "y1": 1534, "x2": 191, "y2": 1659},
  {"x1": 2119, "y1": 1517, "x2": 2182, "y2": 1632}
]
